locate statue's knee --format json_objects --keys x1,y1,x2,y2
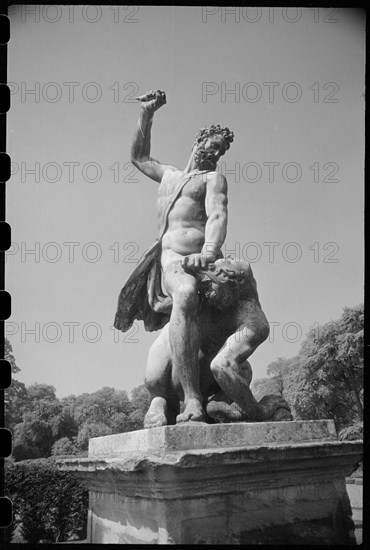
[
  {"x1": 245, "y1": 321, "x2": 270, "y2": 348},
  {"x1": 210, "y1": 357, "x2": 223, "y2": 378}
]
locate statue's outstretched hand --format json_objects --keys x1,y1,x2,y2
[{"x1": 136, "y1": 89, "x2": 166, "y2": 113}]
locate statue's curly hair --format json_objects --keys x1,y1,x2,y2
[{"x1": 193, "y1": 124, "x2": 234, "y2": 150}]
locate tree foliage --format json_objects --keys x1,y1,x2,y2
[
  {"x1": 4, "y1": 339, "x2": 28, "y2": 429},
  {"x1": 51, "y1": 437, "x2": 76, "y2": 456},
  {"x1": 76, "y1": 421, "x2": 113, "y2": 451},
  {"x1": 13, "y1": 417, "x2": 53, "y2": 459},
  {"x1": 253, "y1": 304, "x2": 364, "y2": 432},
  {"x1": 292, "y1": 304, "x2": 363, "y2": 426}
]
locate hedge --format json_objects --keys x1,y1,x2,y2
[{"x1": 5, "y1": 457, "x2": 88, "y2": 543}]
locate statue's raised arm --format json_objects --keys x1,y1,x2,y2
[{"x1": 131, "y1": 89, "x2": 177, "y2": 183}]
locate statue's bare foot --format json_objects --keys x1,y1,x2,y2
[
  {"x1": 176, "y1": 398, "x2": 205, "y2": 423},
  {"x1": 257, "y1": 394, "x2": 292, "y2": 421},
  {"x1": 144, "y1": 397, "x2": 168, "y2": 428},
  {"x1": 206, "y1": 400, "x2": 243, "y2": 423}
]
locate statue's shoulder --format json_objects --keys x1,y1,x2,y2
[
  {"x1": 205, "y1": 170, "x2": 226, "y2": 181},
  {"x1": 162, "y1": 165, "x2": 182, "y2": 180},
  {"x1": 205, "y1": 171, "x2": 228, "y2": 193}
]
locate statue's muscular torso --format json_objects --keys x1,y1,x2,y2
[{"x1": 157, "y1": 169, "x2": 211, "y2": 267}]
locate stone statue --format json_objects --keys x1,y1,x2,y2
[{"x1": 114, "y1": 90, "x2": 292, "y2": 427}]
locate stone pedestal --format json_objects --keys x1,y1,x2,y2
[{"x1": 57, "y1": 420, "x2": 362, "y2": 544}]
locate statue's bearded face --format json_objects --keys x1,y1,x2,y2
[
  {"x1": 194, "y1": 135, "x2": 227, "y2": 170},
  {"x1": 198, "y1": 259, "x2": 253, "y2": 311}
]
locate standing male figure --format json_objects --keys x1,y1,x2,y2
[{"x1": 120, "y1": 89, "x2": 233, "y2": 423}]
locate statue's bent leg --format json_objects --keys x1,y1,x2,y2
[
  {"x1": 211, "y1": 356, "x2": 259, "y2": 420},
  {"x1": 163, "y1": 261, "x2": 205, "y2": 423},
  {"x1": 144, "y1": 326, "x2": 179, "y2": 428},
  {"x1": 210, "y1": 313, "x2": 270, "y2": 420},
  {"x1": 210, "y1": 314, "x2": 291, "y2": 420}
]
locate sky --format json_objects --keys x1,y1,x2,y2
[{"x1": 5, "y1": 6, "x2": 365, "y2": 399}]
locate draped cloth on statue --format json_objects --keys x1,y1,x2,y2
[{"x1": 114, "y1": 169, "x2": 209, "y2": 333}]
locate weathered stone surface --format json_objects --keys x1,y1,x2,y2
[
  {"x1": 346, "y1": 483, "x2": 363, "y2": 522},
  {"x1": 88, "y1": 419, "x2": 337, "y2": 457},
  {"x1": 57, "y1": 421, "x2": 362, "y2": 544},
  {"x1": 85, "y1": 479, "x2": 354, "y2": 544}
]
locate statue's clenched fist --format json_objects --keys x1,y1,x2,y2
[
  {"x1": 136, "y1": 89, "x2": 166, "y2": 113},
  {"x1": 182, "y1": 253, "x2": 216, "y2": 272}
]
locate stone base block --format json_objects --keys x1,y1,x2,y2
[{"x1": 57, "y1": 420, "x2": 362, "y2": 544}]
